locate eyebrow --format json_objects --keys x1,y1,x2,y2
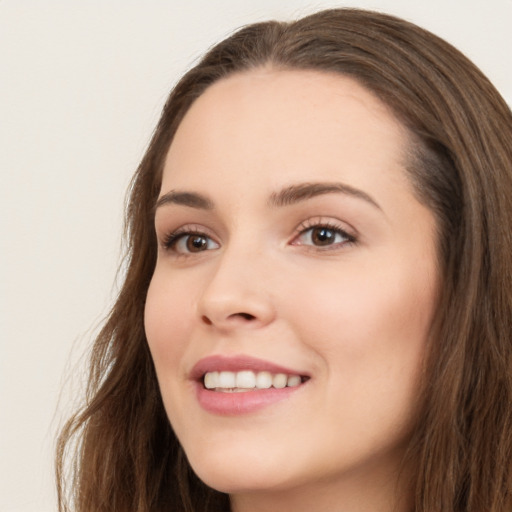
[
  {"x1": 268, "y1": 182, "x2": 382, "y2": 210},
  {"x1": 154, "y1": 181, "x2": 381, "y2": 212},
  {"x1": 155, "y1": 191, "x2": 214, "y2": 211}
]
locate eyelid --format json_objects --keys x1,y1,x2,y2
[
  {"x1": 160, "y1": 224, "x2": 220, "y2": 254},
  {"x1": 290, "y1": 217, "x2": 357, "y2": 248}
]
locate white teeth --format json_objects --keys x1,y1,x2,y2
[
  {"x1": 204, "y1": 371, "x2": 219, "y2": 389},
  {"x1": 203, "y1": 370, "x2": 304, "y2": 391},
  {"x1": 272, "y1": 373, "x2": 287, "y2": 389},
  {"x1": 236, "y1": 370, "x2": 256, "y2": 388},
  {"x1": 287, "y1": 375, "x2": 301, "y2": 387},
  {"x1": 255, "y1": 371, "x2": 272, "y2": 389},
  {"x1": 219, "y1": 371, "x2": 236, "y2": 388}
]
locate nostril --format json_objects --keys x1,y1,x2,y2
[
  {"x1": 236, "y1": 312, "x2": 256, "y2": 321},
  {"x1": 201, "y1": 312, "x2": 257, "y2": 326},
  {"x1": 201, "y1": 315, "x2": 213, "y2": 325}
]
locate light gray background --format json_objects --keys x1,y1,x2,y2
[{"x1": 1, "y1": 1, "x2": 511, "y2": 511}]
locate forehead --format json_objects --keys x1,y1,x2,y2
[{"x1": 161, "y1": 69, "x2": 410, "y2": 203}]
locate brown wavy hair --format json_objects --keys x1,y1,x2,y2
[{"x1": 56, "y1": 8, "x2": 512, "y2": 512}]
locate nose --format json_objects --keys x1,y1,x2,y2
[{"x1": 197, "y1": 247, "x2": 276, "y2": 331}]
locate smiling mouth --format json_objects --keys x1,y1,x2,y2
[{"x1": 203, "y1": 370, "x2": 309, "y2": 392}]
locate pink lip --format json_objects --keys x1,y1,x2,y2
[{"x1": 190, "y1": 354, "x2": 309, "y2": 415}]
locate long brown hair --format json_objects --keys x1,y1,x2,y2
[{"x1": 56, "y1": 8, "x2": 512, "y2": 511}]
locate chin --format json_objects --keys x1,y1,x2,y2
[
  {"x1": 195, "y1": 468, "x2": 274, "y2": 495},
  {"x1": 185, "y1": 444, "x2": 298, "y2": 494}
]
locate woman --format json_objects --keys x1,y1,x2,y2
[{"x1": 56, "y1": 8, "x2": 512, "y2": 512}]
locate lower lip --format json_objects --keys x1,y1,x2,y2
[{"x1": 195, "y1": 383, "x2": 304, "y2": 415}]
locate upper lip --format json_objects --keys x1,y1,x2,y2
[{"x1": 190, "y1": 354, "x2": 309, "y2": 381}]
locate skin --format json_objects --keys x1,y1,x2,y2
[{"x1": 144, "y1": 69, "x2": 439, "y2": 512}]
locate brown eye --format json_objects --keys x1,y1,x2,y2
[
  {"x1": 186, "y1": 235, "x2": 209, "y2": 252},
  {"x1": 293, "y1": 224, "x2": 354, "y2": 249},
  {"x1": 310, "y1": 227, "x2": 337, "y2": 246},
  {"x1": 164, "y1": 231, "x2": 220, "y2": 254}
]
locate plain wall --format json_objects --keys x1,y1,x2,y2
[{"x1": 1, "y1": 1, "x2": 511, "y2": 511}]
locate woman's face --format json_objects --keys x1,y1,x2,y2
[{"x1": 145, "y1": 70, "x2": 439, "y2": 504}]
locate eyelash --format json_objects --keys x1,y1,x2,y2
[
  {"x1": 162, "y1": 226, "x2": 218, "y2": 254},
  {"x1": 292, "y1": 219, "x2": 356, "y2": 250},
  {"x1": 160, "y1": 219, "x2": 356, "y2": 255}
]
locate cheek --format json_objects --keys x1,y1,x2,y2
[
  {"x1": 144, "y1": 268, "x2": 193, "y2": 370},
  {"x1": 144, "y1": 268, "x2": 201, "y2": 433},
  {"x1": 289, "y1": 257, "x2": 437, "y2": 395}
]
